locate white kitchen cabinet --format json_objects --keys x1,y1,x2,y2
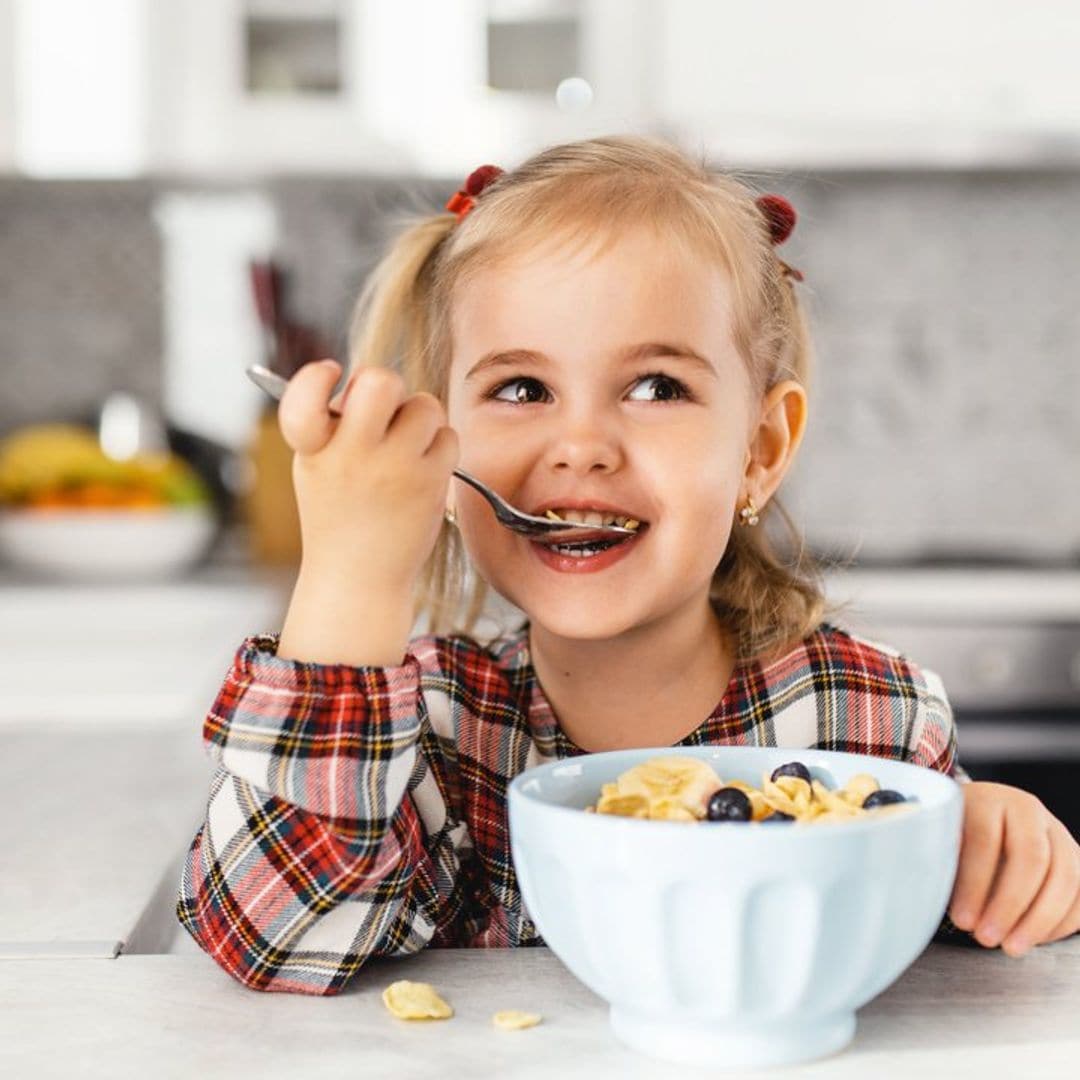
[
  {"x1": 142, "y1": 0, "x2": 397, "y2": 175},
  {"x1": 656, "y1": 0, "x2": 1080, "y2": 167},
  {"x1": 118, "y1": 0, "x2": 1080, "y2": 174},
  {"x1": 0, "y1": 1, "x2": 13, "y2": 171},
  {"x1": 140, "y1": 0, "x2": 657, "y2": 177},
  {"x1": 9, "y1": 0, "x2": 1080, "y2": 177}
]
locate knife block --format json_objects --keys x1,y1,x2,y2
[{"x1": 244, "y1": 406, "x2": 302, "y2": 567}]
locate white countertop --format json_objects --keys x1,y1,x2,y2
[
  {"x1": 1, "y1": 942, "x2": 1077, "y2": 1079},
  {"x1": 0, "y1": 565, "x2": 290, "y2": 725},
  {"x1": 0, "y1": 728, "x2": 212, "y2": 955}
]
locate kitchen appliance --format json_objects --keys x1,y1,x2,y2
[{"x1": 829, "y1": 567, "x2": 1080, "y2": 837}]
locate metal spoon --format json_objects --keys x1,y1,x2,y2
[{"x1": 245, "y1": 365, "x2": 638, "y2": 541}]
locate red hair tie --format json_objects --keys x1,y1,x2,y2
[
  {"x1": 445, "y1": 165, "x2": 504, "y2": 220},
  {"x1": 755, "y1": 194, "x2": 804, "y2": 282}
]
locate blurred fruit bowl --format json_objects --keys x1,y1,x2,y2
[
  {"x1": 0, "y1": 422, "x2": 219, "y2": 580},
  {"x1": 0, "y1": 504, "x2": 217, "y2": 581}
]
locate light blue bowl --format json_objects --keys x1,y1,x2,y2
[{"x1": 509, "y1": 746, "x2": 963, "y2": 1069}]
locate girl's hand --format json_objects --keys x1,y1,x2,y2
[
  {"x1": 278, "y1": 359, "x2": 459, "y2": 595},
  {"x1": 949, "y1": 781, "x2": 1080, "y2": 957}
]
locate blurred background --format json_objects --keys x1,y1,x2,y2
[{"x1": 1, "y1": 0, "x2": 1078, "y2": 955}]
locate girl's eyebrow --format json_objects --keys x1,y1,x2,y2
[{"x1": 464, "y1": 342, "x2": 717, "y2": 382}]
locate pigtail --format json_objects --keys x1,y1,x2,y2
[
  {"x1": 346, "y1": 210, "x2": 492, "y2": 636},
  {"x1": 708, "y1": 210, "x2": 848, "y2": 660},
  {"x1": 711, "y1": 499, "x2": 845, "y2": 663},
  {"x1": 348, "y1": 214, "x2": 455, "y2": 381}
]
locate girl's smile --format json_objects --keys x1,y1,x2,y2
[
  {"x1": 527, "y1": 496, "x2": 650, "y2": 572},
  {"x1": 527, "y1": 528, "x2": 646, "y2": 573}
]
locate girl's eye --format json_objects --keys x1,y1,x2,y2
[
  {"x1": 626, "y1": 373, "x2": 691, "y2": 402},
  {"x1": 490, "y1": 377, "x2": 550, "y2": 404}
]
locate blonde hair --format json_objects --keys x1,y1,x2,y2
[{"x1": 348, "y1": 134, "x2": 843, "y2": 662}]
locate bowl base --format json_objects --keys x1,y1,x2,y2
[{"x1": 610, "y1": 1006, "x2": 856, "y2": 1068}]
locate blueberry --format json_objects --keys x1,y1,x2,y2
[
  {"x1": 862, "y1": 789, "x2": 906, "y2": 809},
  {"x1": 706, "y1": 787, "x2": 752, "y2": 822},
  {"x1": 762, "y1": 811, "x2": 795, "y2": 824},
  {"x1": 770, "y1": 761, "x2": 811, "y2": 784}
]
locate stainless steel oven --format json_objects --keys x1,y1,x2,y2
[{"x1": 830, "y1": 568, "x2": 1080, "y2": 837}]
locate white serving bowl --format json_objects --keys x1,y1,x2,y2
[
  {"x1": 0, "y1": 507, "x2": 217, "y2": 581},
  {"x1": 509, "y1": 746, "x2": 962, "y2": 1069}
]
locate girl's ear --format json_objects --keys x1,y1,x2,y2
[{"x1": 742, "y1": 380, "x2": 808, "y2": 503}]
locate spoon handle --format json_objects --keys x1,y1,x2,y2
[{"x1": 247, "y1": 365, "x2": 343, "y2": 417}]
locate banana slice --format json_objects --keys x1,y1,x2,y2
[
  {"x1": 595, "y1": 793, "x2": 650, "y2": 819},
  {"x1": 604, "y1": 756, "x2": 722, "y2": 820}
]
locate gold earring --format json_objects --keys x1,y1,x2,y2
[
  {"x1": 444, "y1": 506, "x2": 457, "y2": 527},
  {"x1": 738, "y1": 496, "x2": 760, "y2": 527}
]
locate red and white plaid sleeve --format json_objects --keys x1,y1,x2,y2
[
  {"x1": 177, "y1": 634, "x2": 469, "y2": 995},
  {"x1": 902, "y1": 658, "x2": 962, "y2": 778}
]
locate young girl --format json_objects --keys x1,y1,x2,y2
[{"x1": 178, "y1": 135, "x2": 1079, "y2": 993}]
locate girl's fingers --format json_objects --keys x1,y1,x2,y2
[
  {"x1": 973, "y1": 803, "x2": 1053, "y2": 949},
  {"x1": 424, "y1": 423, "x2": 460, "y2": 468},
  {"x1": 949, "y1": 797, "x2": 1005, "y2": 930},
  {"x1": 1000, "y1": 820, "x2": 1080, "y2": 956},
  {"x1": 334, "y1": 365, "x2": 408, "y2": 449},
  {"x1": 386, "y1": 392, "x2": 449, "y2": 456},
  {"x1": 278, "y1": 359, "x2": 342, "y2": 454}
]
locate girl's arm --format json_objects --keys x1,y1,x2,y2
[
  {"x1": 181, "y1": 347, "x2": 464, "y2": 991},
  {"x1": 176, "y1": 635, "x2": 467, "y2": 994}
]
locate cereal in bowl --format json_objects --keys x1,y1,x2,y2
[{"x1": 589, "y1": 757, "x2": 912, "y2": 824}]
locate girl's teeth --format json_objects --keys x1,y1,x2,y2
[
  {"x1": 543, "y1": 509, "x2": 640, "y2": 529},
  {"x1": 549, "y1": 543, "x2": 610, "y2": 557}
]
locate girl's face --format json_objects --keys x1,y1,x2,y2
[{"x1": 445, "y1": 226, "x2": 755, "y2": 642}]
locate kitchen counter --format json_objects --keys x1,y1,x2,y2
[
  {"x1": 0, "y1": 561, "x2": 291, "y2": 726},
  {"x1": 2, "y1": 562, "x2": 1078, "y2": 1075},
  {"x1": 1, "y1": 941, "x2": 1077, "y2": 1079},
  {"x1": 0, "y1": 728, "x2": 212, "y2": 955}
]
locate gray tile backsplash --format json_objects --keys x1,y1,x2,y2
[
  {"x1": 1, "y1": 170, "x2": 1077, "y2": 563},
  {"x1": 0, "y1": 180, "x2": 163, "y2": 425}
]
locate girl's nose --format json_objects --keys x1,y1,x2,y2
[{"x1": 540, "y1": 413, "x2": 625, "y2": 475}]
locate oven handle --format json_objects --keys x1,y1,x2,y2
[{"x1": 959, "y1": 721, "x2": 1080, "y2": 761}]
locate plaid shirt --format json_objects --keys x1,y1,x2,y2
[{"x1": 177, "y1": 621, "x2": 959, "y2": 995}]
